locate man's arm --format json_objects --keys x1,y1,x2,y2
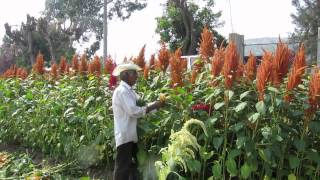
[{"x1": 146, "y1": 101, "x2": 164, "y2": 114}]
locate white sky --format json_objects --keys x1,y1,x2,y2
[{"x1": 0, "y1": 0, "x2": 296, "y2": 62}]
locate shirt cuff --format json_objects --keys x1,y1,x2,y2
[{"x1": 142, "y1": 106, "x2": 147, "y2": 116}]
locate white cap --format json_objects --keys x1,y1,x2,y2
[{"x1": 112, "y1": 63, "x2": 142, "y2": 76}]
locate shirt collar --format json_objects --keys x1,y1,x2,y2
[{"x1": 120, "y1": 80, "x2": 133, "y2": 90}]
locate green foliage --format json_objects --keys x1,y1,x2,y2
[
  {"x1": 155, "y1": 119, "x2": 208, "y2": 180},
  {"x1": 291, "y1": 0, "x2": 320, "y2": 64},
  {"x1": 156, "y1": 0, "x2": 226, "y2": 54}
]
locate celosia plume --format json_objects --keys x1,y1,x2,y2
[
  {"x1": 222, "y1": 42, "x2": 239, "y2": 89},
  {"x1": 236, "y1": 59, "x2": 244, "y2": 80},
  {"x1": 272, "y1": 40, "x2": 292, "y2": 87},
  {"x1": 33, "y1": 53, "x2": 45, "y2": 75},
  {"x1": 144, "y1": 65, "x2": 149, "y2": 80},
  {"x1": 51, "y1": 63, "x2": 58, "y2": 79},
  {"x1": 59, "y1": 56, "x2": 67, "y2": 75},
  {"x1": 199, "y1": 26, "x2": 214, "y2": 62},
  {"x1": 211, "y1": 47, "x2": 224, "y2": 78},
  {"x1": 17, "y1": 68, "x2": 28, "y2": 79},
  {"x1": 170, "y1": 48, "x2": 185, "y2": 87},
  {"x1": 135, "y1": 44, "x2": 146, "y2": 69},
  {"x1": 284, "y1": 44, "x2": 306, "y2": 102},
  {"x1": 104, "y1": 56, "x2": 115, "y2": 74},
  {"x1": 157, "y1": 42, "x2": 170, "y2": 72},
  {"x1": 256, "y1": 51, "x2": 273, "y2": 101},
  {"x1": 244, "y1": 52, "x2": 257, "y2": 82},
  {"x1": 149, "y1": 54, "x2": 155, "y2": 70},
  {"x1": 79, "y1": 54, "x2": 88, "y2": 75}
]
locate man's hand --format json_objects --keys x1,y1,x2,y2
[{"x1": 146, "y1": 101, "x2": 165, "y2": 113}]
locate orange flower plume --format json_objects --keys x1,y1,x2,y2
[
  {"x1": 272, "y1": 40, "x2": 292, "y2": 87},
  {"x1": 51, "y1": 63, "x2": 58, "y2": 79},
  {"x1": 79, "y1": 54, "x2": 88, "y2": 75},
  {"x1": 144, "y1": 65, "x2": 149, "y2": 80},
  {"x1": 135, "y1": 44, "x2": 146, "y2": 69},
  {"x1": 59, "y1": 56, "x2": 67, "y2": 75},
  {"x1": 284, "y1": 44, "x2": 306, "y2": 102},
  {"x1": 170, "y1": 48, "x2": 185, "y2": 87},
  {"x1": 149, "y1": 54, "x2": 155, "y2": 70},
  {"x1": 211, "y1": 47, "x2": 224, "y2": 78},
  {"x1": 88, "y1": 56, "x2": 101, "y2": 76},
  {"x1": 157, "y1": 42, "x2": 170, "y2": 72},
  {"x1": 199, "y1": 26, "x2": 214, "y2": 62},
  {"x1": 33, "y1": 53, "x2": 45, "y2": 75},
  {"x1": 244, "y1": 52, "x2": 257, "y2": 82},
  {"x1": 256, "y1": 51, "x2": 273, "y2": 101},
  {"x1": 222, "y1": 42, "x2": 239, "y2": 89},
  {"x1": 104, "y1": 56, "x2": 115, "y2": 75}
]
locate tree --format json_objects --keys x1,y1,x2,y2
[
  {"x1": 156, "y1": 0, "x2": 226, "y2": 55},
  {"x1": 291, "y1": 0, "x2": 320, "y2": 65},
  {"x1": 3, "y1": 15, "x2": 73, "y2": 68},
  {"x1": 43, "y1": 0, "x2": 147, "y2": 57}
]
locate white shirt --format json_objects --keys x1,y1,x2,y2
[{"x1": 112, "y1": 81, "x2": 147, "y2": 147}]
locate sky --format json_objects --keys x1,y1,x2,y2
[{"x1": 0, "y1": 0, "x2": 296, "y2": 62}]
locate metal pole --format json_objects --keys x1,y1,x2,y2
[{"x1": 103, "y1": 0, "x2": 108, "y2": 63}]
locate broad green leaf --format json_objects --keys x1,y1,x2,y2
[
  {"x1": 214, "y1": 102, "x2": 225, "y2": 110},
  {"x1": 235, "y1": 102, "x2": 247, "y2": 112},
  {"x1": 207, "y1": 117, "x2": 218, "y2": 125},
  {"x1": 200, "y1": 147, "x2": 213, "y2": 161},
  {"x1": 226, "y1": 158, "x2": 238, "y2": 176},
  {"x1": 225, "y1": 90, "x2": 234, "y2": 100},
  {"x1": 212, "y1": 162, "x2": 222, "y2": 178},
  {"x1": 255, "y1": 101, "x2": 266, "y2": 115},
  {"x1": 288, "y1": 174, "x2": 297, "y2": 180},
  {"x1": 186, "y1": 159, "x2": 201, "y2": 173},
  {"x1": 309, "y1": 121, "x2": 320, "y2": 134},
  {"x1": 289, "y1": 156, "x2": 300, "y2": 169},
  {"x1": 240, "y1": 91, "x2": 251, "y2": 100},
  {"x1": 267, "y1": 87, "x2": 280, "y2": 93},
  {"x1": 241, "y1": 163, "x2": 251, "y2": 179},
  {"x1": 84, "y1": 96, "x2": 95, "y2": 108},
  {"x1": 228, "y1": 149, "x2": 242, "y2": 159},
  {"x1": 26, "y1": 91, "x2": 33, "y2": 100},
  {"x1": 261, "y1": 126, "x2": 272, "y2": 139},
  {"x1": 293, "y1": 139, "x2": 306, "y2": 152},
  {"x1": 212, "y1": 137, "x2": 223, "y2": 150},
  {"x1": 80, "y1": 135, "x2": 85, "y2": 142},
  {"x1": 230, "y1": 122, "x2": 244, "y2": 132},
  {"x1": 248, "y1": 113, "x2": 260, "y2": 123},
  {"x1": 236, "y1": 136, "x2": 247, "y2": 149},
  {"x1": 258, "y1": 149, "x2": 268, "y2": 162}
]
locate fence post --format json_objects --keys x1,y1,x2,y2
[
  {"x1": 317, "y1": 27, "x2": 320, "y2": 66},
  {"x1": 229, "y1": 33, "x2": 244, "y2": 61}
]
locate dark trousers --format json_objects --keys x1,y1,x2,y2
[{"x1": 113, "y1": 142, "x2": 139, "y2": 180}]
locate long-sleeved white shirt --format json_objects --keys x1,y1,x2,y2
[{"x1": 112, "y1": 81, "x2": 147, "y2": 147}]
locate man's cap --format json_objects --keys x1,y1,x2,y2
[{"x1": 112, "y1": 63, "x2": 142, "y2": 76}]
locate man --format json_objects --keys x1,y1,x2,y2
[{"x1": 112, "y1": 63, "x2": 164, "y2": 180}]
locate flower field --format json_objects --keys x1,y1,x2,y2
[{"x1": 0, "y1": 27, "x2": 320, "y2": 179}]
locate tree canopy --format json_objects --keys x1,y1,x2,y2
[
  {"x1": 1, "y1": 0, "x2": 147, "y2": 70},
  {"x1": 156, "y1": 0, "x2": 226, "y2": 55},
  {"x1": 291, "y1": 0, "x2": 320, "y2": 65}
]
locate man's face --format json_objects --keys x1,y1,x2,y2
[{"x1": 127, "y1": 70, "x2": 138, "y2": 86}]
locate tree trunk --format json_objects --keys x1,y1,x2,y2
[
  {"x1": 27, "y1": 29, "x2": 34, "y2": 65},
  {"x1": 171, "y1": 0, "x2": 197, "y2": 55},
  {"x1": 45, "y1": 35, "x2": 56, "y2": 64},
  {"x1": 26, "y1": 16, "x2": 34, "y2": 65}
]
